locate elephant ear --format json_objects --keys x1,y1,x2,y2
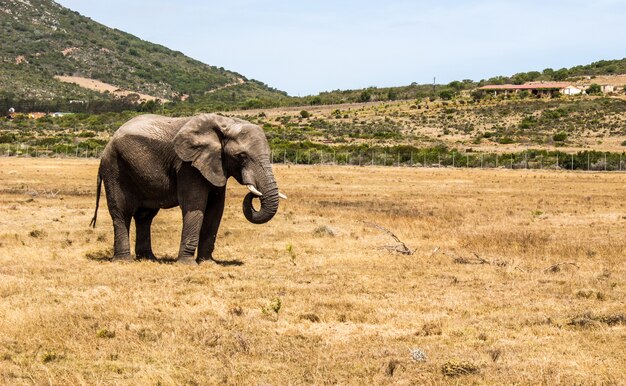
[{"x1": 173, "y1": 114, "x2": 227, "y2": 187}]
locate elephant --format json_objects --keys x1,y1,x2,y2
[{"x1": 89, "y1": 113, "x2": 286, "y2": 265}]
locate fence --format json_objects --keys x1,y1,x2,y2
[
  {"x1": 0, "y1": 143, "x2": 103, "y2": 159},
  {"x1": 267, "y1": 148, "x2": 626, "y2": 171},
  {"x1": 1, "y1": 143, "x2": 625, "y2": 172}
]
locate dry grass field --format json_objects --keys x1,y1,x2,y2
[{"x1": 0, "y1": 158, "x2": 625, "y2": 384}]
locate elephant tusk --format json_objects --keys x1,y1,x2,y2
[
  {"x1": 247, "y1": 185, "x2": 263, "y2": 196},
  {"x1": 279, "y1": 192, "x2": 287, "y2": 200}
]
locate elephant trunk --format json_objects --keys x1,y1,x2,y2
[{"x1": 242, "y1": 157, "x2": 279, "y2": 224}]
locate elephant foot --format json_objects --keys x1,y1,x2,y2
[
  {"x1": 177, "y1": 256, "x2": 198, "y2": 266},
  {"x1": 112, "y1": 253, "x2": 134, "y2": 263},
  {"x1": 136, "y1": 252, "x2": 158, "y2": 262},
  {"x1": 196, "y1": 256, "x2": 215, "y2": 265}
]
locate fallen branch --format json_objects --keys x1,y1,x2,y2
[{"x1": 364, "y1": 222, "x2": 413, "y2": 255}]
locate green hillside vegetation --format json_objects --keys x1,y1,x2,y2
[
  {"x1": 0, "y1": 0, "x2": 287, "y2": 112},
  {"x1": 479, "y1": 58, "x2": 626, "y2": 86},
  {"x1": 3, "y1": 94, "x2": 626, "y2": 171}
]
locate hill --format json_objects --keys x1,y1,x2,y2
[{"x1": 0, "y1": 0, "x2": 288, "y2": 112}]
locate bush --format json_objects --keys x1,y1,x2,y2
[
  {"x1": 553, "y1": 132, "x2": 568, "y2": 142},
  {"x1": 300, "y1": 110, "x2": 310, "y2": 119},
  {"x1": 438, "y1": 89, "x2": 455, "y2": 100},
  {"x1": 359, "y1": 90, "x2": 371, "y2": 103},
  {"x1": 586, "y1": 83, "x2": 602, "y2": 95}
]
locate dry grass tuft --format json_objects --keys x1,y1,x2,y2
[
  {"x1": 84, "y1": 247, "x2": 113, "y2": 261},
  {"x1": 567, "y1": 313, "x2": 626, "y2": 328},
  {"x1": 28, "y1": 229, "x2": 46, "y2": 238},
  {"x1": 385, "y1": 359, "x2": 401, "y2": 376},
  {"x1": 299, "y1": 313, "x2": 321, "y2": 323},
  {"x1": 441, "y1": 360, "x2": 480, "y2": 377},
  {"x1": 487, "y1": 348, "x2": 503, "y2": 363},
  {"x1": 313, "y1": 224, "x2": 335, "y2": 237},
  {"x1": 416, "y1": 321, "x2": 443, "y2": 336}
]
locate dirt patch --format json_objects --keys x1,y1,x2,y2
[{"x1": 54, "y1": 75, "x2": 168, "y2": 102}]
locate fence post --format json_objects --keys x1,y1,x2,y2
[
  {"x1": 525, "y1": 152, "x2": 528, "y2": 169},
  {"x1": 495, "y1": 154, "x2": 498, "y2": 168},
  {"x1": 571, "y1": 154, "x2": 574, "y2": 171},
  {"x1": 371, "y1": 150, "x2": 374, "y2": 166},
  {"x1": 587, "y1": 153, "x2": 590, "y2": 171},
  {"x1": 452, "y1": 152, "x2": 455, "y2": 167},
  {"x1": 295, "y1": 150, "x2": 298, "y2": 165},
  {"x1": 604, "y1": 153, "x2": 607, "y2": 171},
  {"x1": 556, "y1": 153, "x2": 559, "y2": 169},
  {"x1": 480, "y1": 153, "x2": 483, "y2": 168}
]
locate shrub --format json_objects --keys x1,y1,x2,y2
[
  {"x1": 438, "y1": 89, "x2": 455, "y2": 100},
  {"x1": 553, "y1": 131, "x2": 568, "y2": 142},
  {"x1": 586, "y1": 83, "x2": 602, "y2": 95},
  {"x1": 300, "y1": 110, "x2": 310, "y2": 119}
]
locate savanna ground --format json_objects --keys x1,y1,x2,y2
[{"x1": 0, "y1": 158, "x2": 625, "y2": 384}]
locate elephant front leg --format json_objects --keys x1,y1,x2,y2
[
  {"x1": 177, "y1": 209, "x2": 205, "y2": 264},
  {"x1": 176, "y1": 165, "x2": 210, "y2": 265},
  {"x1": 197, "y1": 187, "x2": 226, "y2": 263}
]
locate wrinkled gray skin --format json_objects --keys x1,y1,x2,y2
[{"x1": 90, "y1": 113, "x2": 280, "y2": 264}]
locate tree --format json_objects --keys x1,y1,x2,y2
[
  {"x1": 447, "y1": 81, "x2": 463, "y2": 91},
  {"x1": 308, "y1": 96, "x2": 322, "y2": 105},
  {"x1": 359, "y1": 90, "x2": 371, "y2": 103},
  {"x1": 553, "y1": 68, "x2": 570, "y2": 81},
  {"x1": 543, "y1": 68, "x2": 555, "y2": 78},
  {"x1": 511, "y1": 73, "x2": 528, "y2": 85},
  {"x1": 438, "y1": 89, "x2": 455, "y2": 100},
  {"x1": 586, "y1": 83, "x2": 602, "y2": 95}
]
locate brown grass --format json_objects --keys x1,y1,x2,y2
[{"x1": 0, "y1": 158, "x2": 625, "y2": 384}]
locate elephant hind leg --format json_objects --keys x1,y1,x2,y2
[
  {"x1": 134, "y1": 207, "x2": 159, "y2": 261},
  {"x1": 112, "y1": 210, "x2": 133, "y2": 261}
]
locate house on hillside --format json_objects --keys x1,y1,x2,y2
[
  {"x1": 479, "y1": 82, "x2": 582, "y2": 97},
  {"x1": 601, "y1": 85, "x2": 615, "y2": 93}
]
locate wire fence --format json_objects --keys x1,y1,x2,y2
[
  {"x1": 268, "y1": 148, "x2": 626, "y2": 171},
  {"x1": 1, "y1": 143, "x2": 625, "y2": 172}
]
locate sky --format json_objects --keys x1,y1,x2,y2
[{"x1": 55, "y1": 0, "x2": 626, "y2": 96}]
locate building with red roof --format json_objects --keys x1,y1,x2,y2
[{"x1": 479, "y1": 82, "x2": 583, "y2": 96}]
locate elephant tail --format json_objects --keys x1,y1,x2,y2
[{"x1": 89, "y1": 170, "x2": 102, "y2": 228}]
